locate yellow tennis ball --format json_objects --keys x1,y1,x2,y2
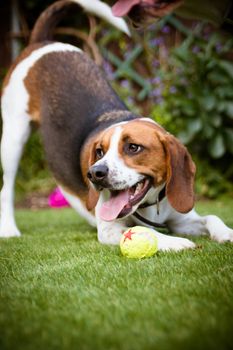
[{"x1": 120, "y1": 226, "x2": 158, "y2": 259}]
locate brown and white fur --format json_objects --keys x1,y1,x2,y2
[{"x1": 1, "y1": 0, "x2": 233, "y2": 251}]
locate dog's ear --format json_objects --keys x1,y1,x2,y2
[
  {"x1": 160, "y1": 133, "x2": 196, "y2": 213},
  {"x1": 86, "y1": 186, "x2": 99, "y2": 211},
  {"x1": 81, "y1": 139, "x2": 100, "y2": 211}
]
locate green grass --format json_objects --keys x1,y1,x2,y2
[{"x1": 0, "y1": 200, "x2": 233, "y2": 350}]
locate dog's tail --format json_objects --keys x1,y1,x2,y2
[{"x1": 29, "y1": 0, "x2": 130, "y2": 45}]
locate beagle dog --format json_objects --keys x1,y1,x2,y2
[{"x1": 1, "y1": 0, "x2": 233, "y2": 251}]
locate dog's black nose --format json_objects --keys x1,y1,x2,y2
[{"x1": 87, "y1": 164, "x2": 109, "y2": 184}]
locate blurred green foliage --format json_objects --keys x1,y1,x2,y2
[
  {"x1": 149, "y1": 26, "x2": 233, "y2": 198},
  {"x1": 159, "y1": 31, "x2": 233, "y2": 160},
  {"x1": 16, "y1": 131, "x2": 55, "y2": 198}
]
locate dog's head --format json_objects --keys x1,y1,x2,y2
[
  {"x1": 81, "y1": 119, "x2": 195, "y2": 221},
  {"x1": 112, "y1": 0, "x2": 183, "y2": 27}
]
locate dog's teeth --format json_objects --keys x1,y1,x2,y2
[{"x1": 135, "y1": 182, "x2": 143, "y2": 195}]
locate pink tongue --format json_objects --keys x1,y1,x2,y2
[
  {"x1": 112, "y1": 0, "x2": 141, "y2": 17},
  {"x1": 99, "y1": 190, "x2": 130, "y2": 221}
]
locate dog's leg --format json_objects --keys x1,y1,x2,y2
[
  {"x1": 97, "y1": 216, "x2": 196, "y2": 250},
  {"x1": 96, "y1": 213, "x2": 195, "y2": 250},
  {"x1": 168, "y1": 209, "x2": 233, "y2": 243},
  {"x1": 151, "y1": 230, "x2": 196, "y2": 251},
  {"x1": 204, "y1": 215, "x2": 233, "y2": 242},
  {"x1": 59, "y1": 187, "x2": 96, "y2": 227},
  {"x1": 0, "y1": 114, "x2": 31, "y2": 237},
  {"x1": 95, "y1": 193, "x2": 132, "y2": 244},
  {"x1": 96, "y1": 217, "x2": 128, "y2": 245}
]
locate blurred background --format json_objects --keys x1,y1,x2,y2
[{"x1": 0, "y1": 0, "x2": 233, "y2": 208}]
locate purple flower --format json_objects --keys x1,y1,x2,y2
[
  {"x1": 150, "y1": 37, "x2": 164, "y2": 47},
  {"x1": 151, "y1": 87, "x2": 162, "y2": 97},
  {"x1": 192, "y1": 46, "x2": 200, "y2": 54},
  {"x1": 169, "y1": 86, "x2": 177, "y2": 94},
  {"x1": 126, "y1": 97, "x2": 134, "y2": 105},
  {"x1": 161, "y1": 25, "x2": 170, "y2": 34},
  {"x1": 151, "y1": 76, "x2": 161, "y2": 85},
  {"x1": 152, "y1": 59, "x2": 160, "y2": 68},
  {"x1": 121, "y1": 80, "x2": 130, "y2": 88},
  {"x1": 154, "y1": 97, "x2": 164, "y2": 105},
  {"x1": 215, "y1": 42, "x2": 222, "y2": 53},
  {"x1": 103, "y1": 61, "x2": 114, "y2": 80}
]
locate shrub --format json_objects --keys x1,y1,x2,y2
[{"x1": 157, "y1": 31, "x2": 233, "y2": 160}]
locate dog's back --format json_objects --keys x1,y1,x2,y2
[{"x1": 26, "y1": 46, "x2": 131, "y2": 193}]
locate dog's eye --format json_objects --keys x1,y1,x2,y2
[
  {"x1": 95, "y1": 148, "x2": 104, "y2": 159},
  {"x1": 125, "y1": 143, "x2": 143, "y2": 155}
]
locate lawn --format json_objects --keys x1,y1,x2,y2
[{"x1": 0, "y1": 199, "x2": 233, "y2": 350}]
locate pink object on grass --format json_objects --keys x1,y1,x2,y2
[{"x1": 48, "y1": 187, "x2": 70, "y2": 208}]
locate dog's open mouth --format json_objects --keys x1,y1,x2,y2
[{"x1": 99, "y1": 177, "x2": 151, "y2": 221}]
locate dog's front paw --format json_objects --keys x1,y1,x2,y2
[
  {"x1": 0, "y1": 224, "x2": 21, "y2": 238},
  {"x1": 206, "y1": 215, "x2": 233, "y2": 243},
  {"x1": 212, "y1": 228, "x2": 233, "y2": 243},
  {"x1": 157, "y1": 235, "x2": 196, "y2": 252}
]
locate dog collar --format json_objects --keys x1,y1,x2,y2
[
  {"x1": 138, "y1": 186, "x2": 166, "y2": 209},
  {"x1": 133, "y1": 186, "x2": 167, "y2": 229}
]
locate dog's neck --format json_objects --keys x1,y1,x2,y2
[
  {"x1": 139, "y1": 184, "x2": 166, "y2": 210},
  {"x1": 133, "y1": 184, "x2": 168, "y2": 229}
]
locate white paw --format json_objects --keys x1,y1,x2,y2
[
  {"x1": 97, "y1": 218, "x2": 126, "y2": 245},
  {"x1": 212, "y1": 228, "x2": 233, "y2": 243},
  {"x1": 98, "y1": 232, "x2": 122, "y2": 245},
  {"x1": 158, "y1": 235, "x2": 196, "y2": 252},
  {"x1": 0, "y1": 224, "x2": 21, "y2": 238},
  {"x1": 205, "y1": 215, "x2": 233, "y2": 243}
]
